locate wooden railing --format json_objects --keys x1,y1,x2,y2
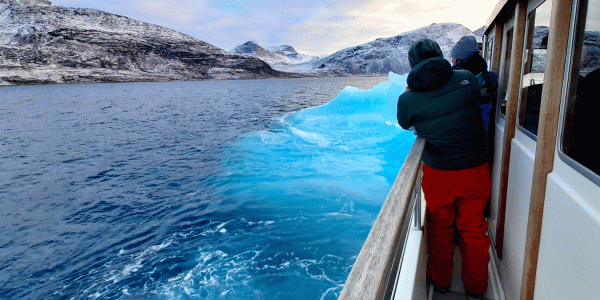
[{"x1": 338, "y1": 137, "x2": 425, "y2": 300}]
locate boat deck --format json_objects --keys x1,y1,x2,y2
[
  {"x1": 425, "y1": 244, "x2": 502, "y2": 300},
  {"x1": 426, "y1": 245, "x2": 503, "y2": 300},
  {"x1": 431, "y1": 289, "x2": 493, "y2": 300},
  {"x1": 391, "y1": 190, "x2": 504, "y2": 300}
]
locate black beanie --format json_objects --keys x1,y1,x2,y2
[{"x1": 408, "y1": 39, "x2": 444, "y2": 68}]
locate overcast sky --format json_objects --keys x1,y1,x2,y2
[{"x1": 50, "y1": 0, "x2": 500, "y2": 55}]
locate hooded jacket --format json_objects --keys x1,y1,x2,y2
[{"x1": 397, "y1": 57, "x2": 487, "y2": 170}]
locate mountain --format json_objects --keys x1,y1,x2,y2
[
  {"x1": 473, "y1": 26, "x2": 486, "y2": 38},
  {"x1": 267, "y1": 45, "x2": 319, "y2": 63},
  {"x1": 582, "y1": 30, "x2": 600, "y2": 75},
  {"x1": 231, "y1": 41, "x2": 319, "y2": 66},
  {"x1": 231, "y1": 41, "x2": 289, "y2": 65},
  {"x1": 0, "y1": 0, "x2": 291, "y2": 85},
  {"x1": 276, "y1": 23, "x2": 478, "y2": 76}
]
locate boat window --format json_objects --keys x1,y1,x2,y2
[
  {"x1": 486, "y1": 35, "x2": 494, "y2": 72},
  {"x1": 517, "y1": 0, "x2": 553, "y2": 137},
  {"x1": 560, "y1": 0, "x2": 600, "y2": 178},
  {"x1": 499, "y1": 28, "x2": 514, "y2": 116}
]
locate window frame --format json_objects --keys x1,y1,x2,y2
[
  {"x1": 498, "y1": 25, "x2": 515, "y2": 118},
  {"x1": 515, "y1": 0, "x2": 553, "y2": 140},
  {"x1": 485, "y1": 33, "x2": 495, "y2": 72},
  {"x1": 556, "y1": 0, "x2": 600, "y2": 186}
]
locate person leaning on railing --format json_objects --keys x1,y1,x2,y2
[{"x1": 396, "y1": 39, "x2": 491, "y2": 300}]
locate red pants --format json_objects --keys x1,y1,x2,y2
[{"x1": 422, "y1": 163, "x2": 491, "y2": 295}]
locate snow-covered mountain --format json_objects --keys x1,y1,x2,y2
[
  {"x1": 268, "y1": 45, "x2": 320, "y2": 64},
  {"x1": 268, "y1": 45, "x2": 318, "y2": 62},
  {"x1": 276, "y1": 23, "x2": 478, "y2": 76},
  {"x1": 231, "y1": 41, "x2": 319, "y2": 66},
  {"x1": 231, "y1": 41, "x2": 289, "y2": 65},
  {"x1": 0, "y1": 0, "x2": 290, "y2": 85}
]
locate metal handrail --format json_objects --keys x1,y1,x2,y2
[{"x1": 338, "y1": 137, "x2": 425, "y2": 300}]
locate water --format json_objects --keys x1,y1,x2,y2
[{"x1": 0, "y1": 75, "x2": 413, "y2": 300}]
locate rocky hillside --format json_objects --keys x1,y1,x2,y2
[
  {"x1": 0, "y1": 0, "x2": 291, "y2": 85},
  {"x1": 277, "y1": 23, "x2": 478, "y2": 76}
]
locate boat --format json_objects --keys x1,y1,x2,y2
[{"x1": 338, "y1": 0, "x2": 599, "y2": 299}]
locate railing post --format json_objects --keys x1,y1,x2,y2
[{"x1": 413, "y1": 169, "x2": 423, "y2": 230}]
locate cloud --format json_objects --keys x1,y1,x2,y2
[
  {"x1": 587, "y1": 3, "x2": 600, "y2": 31},
  {"x1": 286, "y1": 0, "x2": 497, "y2": 54},
  {"x1": 134, "y1": 0, "x2": 204, "y2": 23},
  {"x1": 351, "y1": 0, "x2": 495, "y2": 35},
  {"x1": 287, "y1": 1, "x2": 371, "y2": 54},
  {"x1": 191, "y1": 0, "x2": 330, "y2": 51}
]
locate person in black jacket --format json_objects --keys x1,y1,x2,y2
[{"x1": 397, "y1": 39, "x2": 491, "y2": 300}]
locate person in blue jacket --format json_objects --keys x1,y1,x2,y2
[
  {"x1": 451, "y1": 36, "x2": 499, "y2": 166},
  {"x1": 397, "y1": 39, "x2": 491, "y2": 300}
]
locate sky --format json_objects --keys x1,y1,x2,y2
[{"x1": 50, "y1": 0, "x2": 500, "y2": 55}]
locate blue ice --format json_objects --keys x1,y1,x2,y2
[{"x1": 220, "y1": 72, "x2": 415, "y2": 205}]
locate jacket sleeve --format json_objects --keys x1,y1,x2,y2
[{"x1": 397, "y1": 93, "x2": 412, "y2": 130}]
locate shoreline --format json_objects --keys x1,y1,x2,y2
[{"x1": 0, "y1": 68, "x2": 391, "y2": 86}]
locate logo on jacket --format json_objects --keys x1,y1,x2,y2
[{"x1": 460, "y1": 80, "x2": 470, "y2": 85}]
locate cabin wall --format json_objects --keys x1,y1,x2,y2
[
  {"x1": 489, "y1": 118, "x2": 505, "y2": 242},
  {"x1": 484, "y1": 0, "x2": 600, "y2": 298},
  {"x1": 533, "y1": 0, "x2": 600, "y2": 297},
  {"x1": 500, "y1": 130, "x2": 536, "y2": 300},
  {"x1": 486, "y1": 0, "x2": 568, "y2": 298},
  {"x1": 534, "y1": 154, "x2": 600, "y2": 299}
]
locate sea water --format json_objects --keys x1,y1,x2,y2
[{"x1": 0, "y1": 74, "x2": 413, "y2": 300}]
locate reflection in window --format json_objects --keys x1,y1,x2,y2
[
  {"x1": 562, "y1": 0, "x2": 600, "y2": 175},
  {"x1": 517, "y1": 0, "x2": 553, "y2": 136}
]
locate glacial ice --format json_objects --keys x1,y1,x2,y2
[{"x1": 222, "y1": 71, "x2": 415, "y2": 205}]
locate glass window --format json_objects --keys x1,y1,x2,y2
[
  {"x1": 486, "y1": 34, "x2": 495, "y2": 72},
  {"x1": 499, "y1": 28, "x2": 514, "y2": 116},
  {"x1": 517, "y1": 0, "x2": 553, "y2": 136},
  {"x1": 561, "y1": 0, "x2": 600, "y2": 176}
]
